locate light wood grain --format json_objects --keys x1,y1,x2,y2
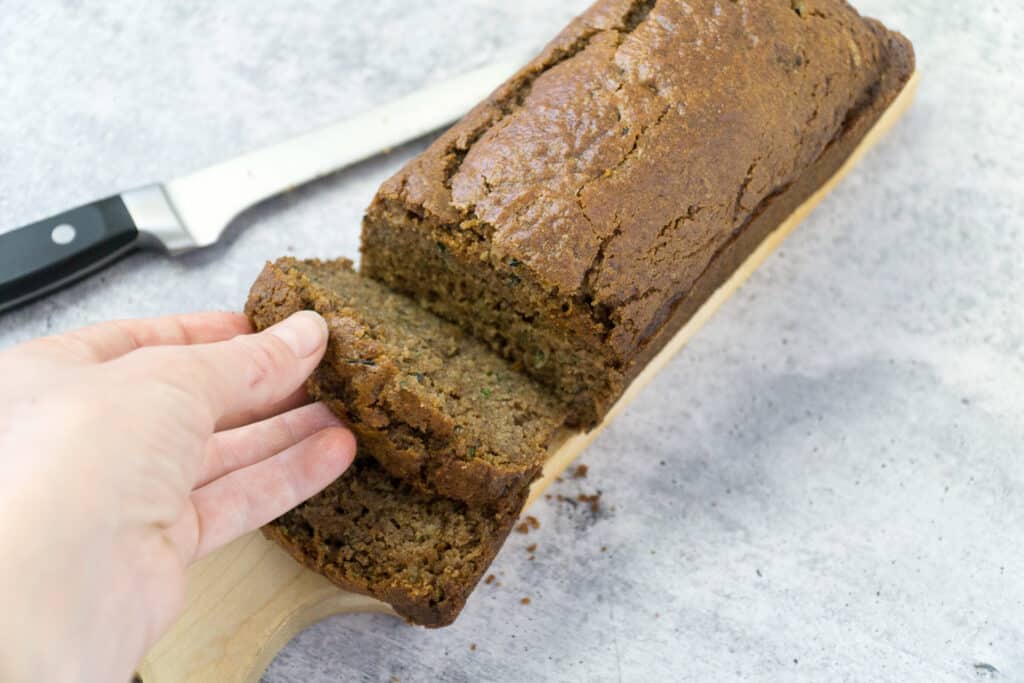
[{"x1": 137, "y1": 71, "x2": 918, "y2": 683}]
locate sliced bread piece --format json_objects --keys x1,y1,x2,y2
[
  {"x1": 265, "y1": 454, "x2": 526, "y2": 627},
  {"x1": 245, "y1": 257, "x2": 568, "y2": 505}
]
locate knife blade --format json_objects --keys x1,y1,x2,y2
[{"x1": 0, "y1": 52, "x2": 532, "y2": 314}]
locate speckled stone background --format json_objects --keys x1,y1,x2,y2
[{"x1": 1, "y1": 1, "x2": 1022, "y2": 681}]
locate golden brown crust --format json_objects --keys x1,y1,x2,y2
[{"x1": 621, "y1": 23, "x2": 915, "y2": 388}]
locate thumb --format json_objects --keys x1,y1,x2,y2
[{"x1": 140, "y1": 310, "x2": 329, "y2": 426}]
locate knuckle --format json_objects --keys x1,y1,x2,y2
[
  {"x1": 26, "y1": 334, "x2": 92, "y2": 361},
  {"x1": 278, "y1": 410, "x2": 303, "y2": 444},
  {"x1": 120, "y1": 348, "x2": 216, "y2": 429},
  {"x1": 238, "y1": 336, "x2": 289, "y2": 391}
]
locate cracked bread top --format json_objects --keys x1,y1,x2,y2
[{"x1": 370, "y1": 0, "x2": 913, "y2": 358}]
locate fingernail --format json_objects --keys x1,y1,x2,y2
[{"x1": 269, "y1": 311, "x2": 328, "y2": 358}]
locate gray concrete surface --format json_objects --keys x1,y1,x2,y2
[{"x1": 1, "y1": 1, "x2": 1021, "y2": 681}]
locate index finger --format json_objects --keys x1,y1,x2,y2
[
  {"x1": 131, "y1": 310, "x2": 328, "y2": 428},
  {"x1": 22, "y1": 312, "x2": 252, "y2": 364}
]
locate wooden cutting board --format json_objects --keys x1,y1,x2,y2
[{"x1": 137, "y1": 72, "x2": 918, "y2": 683}]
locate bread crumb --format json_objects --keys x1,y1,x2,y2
[
  {"x1": 484, "y1": 574, "x2": 496, "y2": 585},
  {"x1": 516, "y1": 516, "x2": 540, "y2": 533},
  {"x1": 520, "y1": 597, "x2": 531, "y2": 605},
  {"x1": 577, "y1": 493, "x2": 601, "y2": 513},
  {"x1": 526, "y1": 543, "x2": 537, "y2": 553},
  {"x1": 573, "y1": 464, "x2": 588, "y2": 478},
  {"x1": 470, "y1": 643, "x2": 477, "y2": 651}
]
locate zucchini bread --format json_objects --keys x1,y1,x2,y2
[
  {"x1": 361, "y1": 0, "x2": 915, "y2": 425},
  {"x1": 246, "y1": 257, "x2": 568, "y2": 505}
]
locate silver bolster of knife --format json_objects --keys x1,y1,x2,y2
[{"x1": 120, "y1": 185, "x2": 194, "y2": 254}]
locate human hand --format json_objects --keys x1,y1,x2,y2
[{"x1": 0, "y1": 310, "x2": 356, "y2": 683}]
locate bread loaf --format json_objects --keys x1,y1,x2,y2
[{"x1": 361, "y1": 0, "x2": 915, "y2": 425}]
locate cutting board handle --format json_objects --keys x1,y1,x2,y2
[{"x1": 136, "y1": 532, "x2": 393, "y2": 683}]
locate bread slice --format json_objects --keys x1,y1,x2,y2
[
  {"x1": 264, "y1": 455, "x2": 525, "y2": 627},
  {"x1": 245, "y1": 257, "x2": 568, "y2": 505}
]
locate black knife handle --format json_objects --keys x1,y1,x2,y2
[{"x1": 0, "y1": 196, "x2": 142, "y2": 313}]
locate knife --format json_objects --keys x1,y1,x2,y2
[{"x1": 0, "y1": 53, "x2": 531, "y2": 313}]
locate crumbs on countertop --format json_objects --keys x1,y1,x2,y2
[
  {"x1": 515, "y1": 515, "x2": 541, "y2": 533},
  {"x1": 577, "y1": 493, "x2": 602, "y2": 514}
]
